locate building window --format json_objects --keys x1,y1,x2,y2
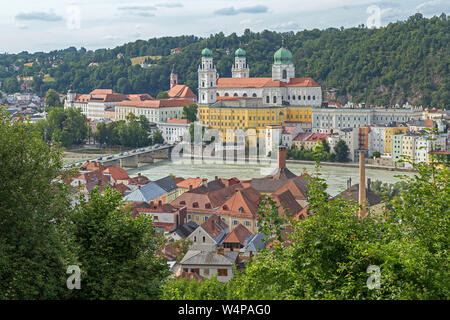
[
  {"x1": 243, "y1": 93, "x2": 247, "y2": 97},
  {"x1": 202, "y1": 81, "x2": 205, "y2": 87},
  {"x1": 203, "y1": 268, "x2": 209, "y2": 275},
  {"x1": 202, "y1": 236, "x2": 206, "y2": 242},
  {"x1": 218, "y1": 269, "x2": 228, "y2": 276},
  {"x1": 225, "y1": 93, "x2": 229, "y2": 97},
  {"x1": 308, "y1": 95, "x2": 311, "y2": 100},
  {"x1": 233, "y1": 93, "x2": 238, "y2": 97},
  {"x1": 233, "y1": 220, "x2": 238, "y2": 225},
  {"x1": 282, "y1": 69, "x2": 287, "y2": 79},
  {"x1": 253, "y1": 93, "x2": 257, "y2": 97},
  {"x1": 266, "y1": 96, "x2": 269, "y2": 103},
  {"x1": 245, "y1": 221, "x2": 251, "y2": 226},
  {"x1": 273, "y1": 96, "x2": 277, "y2": 103}
]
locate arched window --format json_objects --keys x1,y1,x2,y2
[
  {"x1": 233, "y1": 93, "x2": 238, "y2": 97},
  {"x1": 298, "y1": 95, "x2": 301, "y2": 100},
  {"x1": 224, "y1": 93, "x2": 229, "y2": 97},
  {"x1": 202, "y1": 94, "x2": 205, "y2": 101},
  {"x1": 216, "y1": 92, "x2": 219, "y2": 96},
  {"x1": 210, "y1": 82, "x2": 213, "y2": 87},
  {"x1": 288, "y1": 95, "x2": 290, "y2": 100},
  {"x1": 266, "y1": 96, "x2": 269, "y2": 103},
  {"x1": 243, "y1": 93, "x2": 247, "y2": 97},
  {"x1": 313, "y1": 96, "x2": 315, "y2": 100},
  {"x1": 282, "y1": 69, "x2": 287, "y2": 79},
  {"x1": 293, "y1": 95, "x2": 296, "y2": 100},
  {"x1": 238, "y1": 207, "x2": 244, "y2": 213},
  {"x1": 252, "y1": 93, "x2": 257, "y2": 97},
  {"x1": 273, "y1": 96, "x2": 277, "y2": 103},
  {"x1": 308, "y1": 95, "x2": 311, "y2": 100},
  {"x1": 202, "y1": 81, "x2": 205, "y2": 87}
]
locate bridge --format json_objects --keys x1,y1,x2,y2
[{"x1": 89, "y1": 144, "x2": 174, "y2": 168}]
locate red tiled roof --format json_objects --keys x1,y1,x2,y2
[
  {"x1": 177, "y1": 177, "x2": 203, "y2": 189},
  {"x1": 223, "y1": 224, "x2": 253, "y2": 245},
  {"x1": 201, "y1": 214, "x2": 228, "y2": 239},
  {"x1": 305, "y1": 133, "x2": 328, "y2": 142},
  {"x1": 293, "y1": 132, "x2": 312, "y2": 141},
  {"x1": 216, "y1": 187, "x2": 261, "y2": 219},
  {"x1": 217, "y1": 77, "x2": 320, "y2": 88},
  {"x1": 102, "y1": 166, "x2": 130, "y2": 181},
  {"x1": 167, "y1": 85, "x2": 197, "y2": 100},
  {"x1": 167, "y1": 118, "x2": 190, "y2": 124}
]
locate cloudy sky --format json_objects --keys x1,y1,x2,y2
[{"x1": 1, "y1": 0, "x2": 448, "y2": 53}]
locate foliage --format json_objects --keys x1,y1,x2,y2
[
  {"x1": 0, "y1": 14, "x2": 448, "y2": 108},
  {"x1": 152, "y1": 130, "x2": 164, "y2": 145},
  {"x1": 36, "y1": 107, "x2": 88, "y2": 147},
  {"x1": 44, "y1": 89, "x2": 62, "y2": 108},
  {"x1": 0, "y1": 108, "x2": 75, "y2": 299},
  {"x1": 68, "y1": 187, "x2": 170, "y2": 299},
  {"x1": 372, "y1": 151, "x2": 381, "y2": 158},
  {"x1": 334, "y1": 139, "x2": 350, "y2": 162},
  {"x1": 156, "y1": 91, "x2": 169, "y2": 99},
  {"x1": 370, "y1": 180, "x2": 408, "y2": 201},
  {"x1": 182, "y1": 104, "x2": 198, "y2": 122}
]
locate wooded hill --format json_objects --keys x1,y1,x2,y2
[{"x1": 0, "y1": 13, "x2": 448, "y2": 108}]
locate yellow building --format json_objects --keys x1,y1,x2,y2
[
  {"x1": 199, "y1": 98, "x2": 312, "y2": 142},
  {"x1": 385, "y1": 127, "x2": 407, "y2": 153}
]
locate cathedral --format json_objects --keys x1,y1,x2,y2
[{"x1": 197, "y1": 46, "x2": 322, "y2": 107}]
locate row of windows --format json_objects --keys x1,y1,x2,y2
[
  {"x1": 187, "y1": 214, "x2": 254, "y2": 227},
  {"x1": 266, "y1": 95, "x2": 316, "y2": 103}
]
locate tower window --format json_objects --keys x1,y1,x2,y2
[
  {"x1": 282, "y1": 69, "x2": 287, "y2": 79},
  {"x1": 225, "y1": 93, "x2": 229, "y2": 97},
  {"x1": 273, "y1": 96, "x2": 277, "y2": 103},
  {"x1": 233, "y1": 93, "x2": 238, "y2": 97},
  {"x1": 202, "y1": 81, "x2": 205, "y2": 87},
  {"x1": 308, "y1": 95, "x2": 311, "y2": 100},
  {"x1": 243, "y1": 93, "x2": 247, "y2": 97},
  {"x1": 298, "y1": 95, "x2": 301, "y2": 100},
  {"x1": 253, "y1": 93, "x2": 257, "y2": 97}
]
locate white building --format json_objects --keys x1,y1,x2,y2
[
  {"x1": 198, "y1": 46, "x2": 322, "y2": 107},
  {"x1": 157, "y1": 119, "x2": 191, "y2": 144},
  {"x1": 327, "y1": 128, "x2": 359, "y2": 161},
  {"x1": 369, "y1": 126, "x2": 387, "y2": 155}
]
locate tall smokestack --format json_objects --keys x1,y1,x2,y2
[
  {"x1": 358, "y1": 150, "x2": 366, "y2": 217},
  {"x1": 278, "y1": 146, "x2": 286, "y2": 169}
]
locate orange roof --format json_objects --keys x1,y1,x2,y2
[
  {"x1": 167, "y1": 118, "x2": 190, "y2": 124},
  {"x1": 75, "y1": 89, "x2": 128, "y2": 103},
  {"x1": 223, "y1": 224, "x2": 253, "y2": 245},
  {"x1": 126, "y1": 93, "x2": 154, "y2": 101},
  {"x1": 117, "y1": 98, "x2": 193, "y2": 108},
  {"x1": 216, "y1": 96, "x2": 248, "y2": 101},
  {"x1": 201, "y1": 214, "x2": 228, "y2": 239},
  {"x1": 167, "y1": 85, "x2": 197, "y2": 100},
  {"x1": 217, "y1": 77, "x2": 320, "y2": 88},
  {"x1": 102, "y1": 166, "x2": 130, "y2": 181},
  {"x1": 177, "y1": 177, "x2": 203, "y2": 189},
  {"x1": 216, "y1": 187, "x2": 261, "y2": 219}
]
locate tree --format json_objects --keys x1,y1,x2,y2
[
  {"x1": 3, "y1": 77, "x2": 19, "y2": 94},
  {"x1": 156, "y1": 91, "x2": 169, "y2": 99},
  {"x1": 152, "y1": 130, "x2": 164, "y2": 144},
  {"x1": 45, "y1": 89, "x2": 62, "y2": 108},
  {"x1": 0, "y1": 108, "x2": 75, "y2": 299},
  {"x1": 334, "y1": 140, "x2": 350, "y2": 162},
  {"x1": 44, "y1": 107, "x2": 88, "y2": 147},
  {"x1": 321, "y1": 138, "x2": 331, "y2": 153},
  {"x1": 182, "y1": 104, "x2": 198, "y2": 122},
  {"x1": 69, "y1": 187, "x2": 170, "y2": 299},
  {"x1": 372, "y1": 151, "x2": 381, "y2": 158}
]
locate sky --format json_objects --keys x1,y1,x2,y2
[{"x1": 0, "y1": 0, "x2": 448, "y2": 53}]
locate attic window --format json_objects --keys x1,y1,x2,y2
[
  {"x1": 223, "y1": 205, "x2": 229, "y2": 210},
  {"x1": 180, "y1": 201, "x2": 186, "y2": 205},
  {"x1": 193, "y1": 202, "x2": 199, "y2": 208},
  {"x1": 205, "y1": 203, "x2": 211, "y2": 209},
  {"x1": 238, "y1": 207, "x2": 244, "y2": 213}
]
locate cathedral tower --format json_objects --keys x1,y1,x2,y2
[
  {"x1": 198, "y1": 47, "x2": 218, "y2": 105},
  {"x1": 231, "y1": 48, "x2": 249, "y2": 78}
]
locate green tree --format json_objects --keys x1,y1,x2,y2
[
  {"x1": 152, "y1": 130, "x2": 164, "y2": 145},
  {"x1": 45, "y1": 107, "x2": 88, "y2": 147},
  {"x1": 0, "y1": 108, "x2": 75, "y2": 299},
  {"x1": 45, "y1": 89, "x2": 62, "y2": 108},
  {"x1": 334, "y1": 140, "x2": 350, "y2": 162},
  {"x1": 372, "y1": 151, "x2": 381, "y2": 158},
  {"x1": 156, "y1": 91, "x2": 169, "y2": 99},
  {"x1": 69, "y1": 187, "x2": 170, "y2": 299},
  {"x1": 182, "y1": 104, "x2": 198, "y2": 122}
]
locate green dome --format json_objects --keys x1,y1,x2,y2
[
  {"x1": 235, "y1": 48, "x2": 246, "y2": 57},
  {"x1": 201, "y1": 47, "x2": 212, "y2": 57},
  {"x1": 274, "y1": 47, "x2": 292, "y2": 64}
]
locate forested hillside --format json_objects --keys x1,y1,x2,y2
[{"x1": 0, "y1": 13, "x2": 448, "y2": 108}]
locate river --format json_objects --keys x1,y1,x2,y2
[{"x1": 127, "y1": 159, "x2": 414, "y2": 196}]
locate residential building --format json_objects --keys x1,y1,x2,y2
[
  {"x1": 187, "y1": 214, "x2": 229, "y2": 251},
  {"x1": 157, "y1": 118, "x2": 191, "y2": 144}
]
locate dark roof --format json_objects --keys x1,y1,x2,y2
[
  {"x1": 335, "y1": 184, "x2": 383, "y2": 207},
  {"x1": 173, "y1": 221, "x2": 199, "y2": 238},
  {"x1": 267, "y1": 167, "x2": 297, "y2": 180},
  {"x1": 154, "y1": 176, "x2": 179, "y2": 192}
]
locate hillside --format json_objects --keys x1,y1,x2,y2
[{"x1": 0, "y1": 13, "x2": 448, "y2": 108}]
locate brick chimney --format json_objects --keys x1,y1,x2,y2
[
  {"x1": 358, "y1": 150, "x2": 367, "y2": 217},
  {"x1": 277, "y1": 146, "x2": 286, "y2": 169},
  {"x1": 347, "y1": 178, "x2": 352, "y2": 190}
]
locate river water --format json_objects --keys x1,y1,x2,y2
[{"x1": 127, "y1": 159, "x2": 414, "y2": 196}]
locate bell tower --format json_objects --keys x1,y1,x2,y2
[
  {"x1": 170, "y1": 66, "x2": 178, "y2": 89},
  {"x1": 198, "y1": 47, "x2": 218, "y2": 105},
  {"x1": 232, "y1": 47, "x2": 249, "y2": 78}
]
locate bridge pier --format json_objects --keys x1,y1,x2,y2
[
  {"x1": 138, "y1": 153, "x2": 154, "y2": 164},
  {"x1": 120, "y1": 155, "x2": 138, "y2": 168}
]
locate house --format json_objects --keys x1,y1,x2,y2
[
  {"x1": 124, "y1": 176, "x2": 180, "y2": 204},
  {"x1": 176, "y1": 177, "x2": 204, "y2": 193},
  {"x1": 102, "y1": 166, "x2": 130, "y2": 185},
  {"x1": 153, "y1": 176, "x2": 182, "y2": 203},
  {"x1": 178, "y1": 246, "x2": 239, "y2": 282},
  {"x1": 187, "y1": 214, "x2": 229, "y2": 251},
  {"x1": 243, "y1": 233, "x2": 269, "y2": 255},
  {"x1": 222, "y1": 224, "x2": 253, "y2": 251},
  {"x1": 167, "y1": 221, "x2": 199, "y2": 241},
  {"x1": 131, "y1": 200, "x2": 187, "y2": 233},
  {"x1": 334, "y1": 178, "x2": 383, "y2": 213}
]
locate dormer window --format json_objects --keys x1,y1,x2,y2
[
  {"x1": 223, "y1": 205, "x2": 229, "y2": 210},
  {"x1": 238, "y1": 207, "x2": 244, "y2": 213},
  {"x1": 193, "y1": 202, "x2": 199, "y2": 208},
  {"x1": 205, "y1": 203, "x2": 211, "y2": 209}
]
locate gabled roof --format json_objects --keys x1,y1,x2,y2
[
  {"x1": 223, "y1": 224, "x2": 253, "y2": 245},
  {"x1": 154, "y1": 176, "x2": 179, "y2": 193},
  {"x1": 171, "y1": 221, "x2": 199, "y2": 238},
  {"x1": 272, "y1": 190, "x2": 303, "y2": 217},
  {"x1": 245, "y1": 233, "x2": 268, "y2": 252},
  {"x1": 177, "y1": 177, "x2": 204, "y2": 190},
  {"x1": 167, "y1": 118, "x2": 190, "y2": 124},
  {"x1": 200, "y1": 214, "x2": 229, "y2": 241},
  {"x1": 293, "y1": 132, "x2": 312, "y2": 141},
  {"x1": 167, "y1": 85, "x2": 197, "y2": 100},
  {"x1": 216, "y1": 187, "x2": 261, "y2": 219},
  {"x1": 179, "y1": 250, "x2": 237, "y2": 266},
  {"x1": 272, "y1": 176, "x2": 309, "y2": 200},
  {"x1": 334, "y1": 184, "x2": 383, "y2": 207},
  {"x1": 117, "y1": 98, "x2": 193, "y2": 108},
  {"x1": 123, "y1": 182, "x2": 166, "y2": 202},
  {"x1": 102, "y1": 166, "x2": 130, "y2": 181}
]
